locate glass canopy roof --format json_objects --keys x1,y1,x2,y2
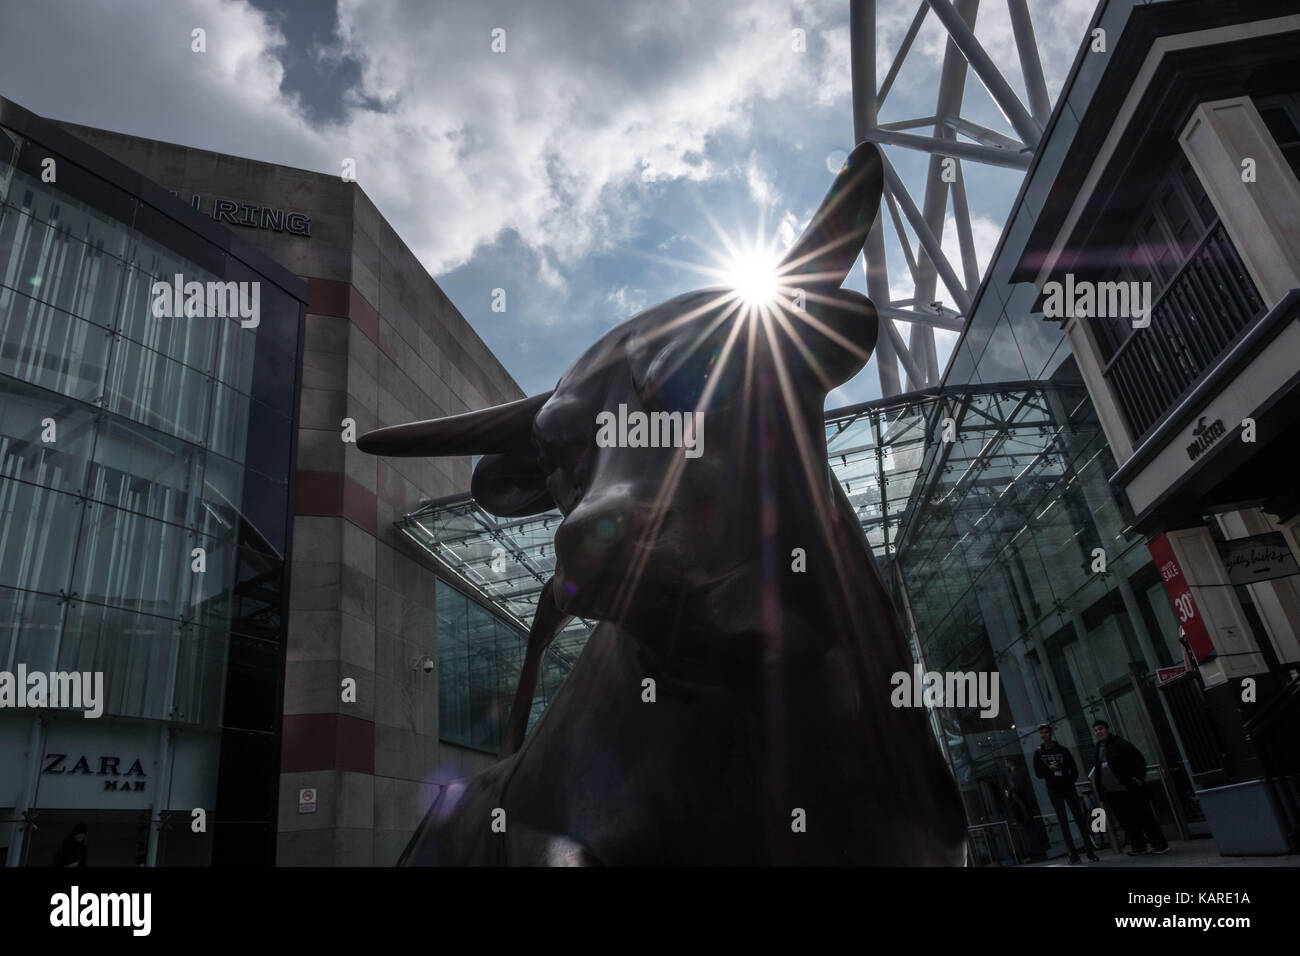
[
  {"x1": 824, "y1": 389, "x2": 940, "y2": 567},
  {"x1": 396, "y1": 389, "x2": 943, "y2": 663}
]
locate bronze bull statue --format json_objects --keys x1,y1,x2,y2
[{"x1": 359, "y1": 142, "x2": 967, "y2": 865}]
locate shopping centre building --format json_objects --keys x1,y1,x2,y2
[
  {"x1": 0, "y1": 92, "x2": 527, "y2": 866},
  {"x1": 1, "y1": 0, "x2": 1297, "y2": 867},
  {"x1": 53, "y1": 118, "x2": 532, "y2": 866},
  {"x1": 866, "y1": 0, "x2": 1298, "y2": 861},
  {"x1": 0, "y1": 96, "x2": 308, "y2": 866},
  {"x1": 979, "y1": 0, "x2": 1300, "y2": 859}
]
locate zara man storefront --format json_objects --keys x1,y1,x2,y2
[
  {"x1": 57, "y1": 110, "x2": 533, "y2": 865},
  {"x1": 0, "y1": 95, "x2": 307, "y2": 866}
]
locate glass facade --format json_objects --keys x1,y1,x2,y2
[
  {"x1": 0, "y1": 104, "x2": 305, "y2": 866},
  {"x1": 400, "y1": 495, "x2": 592, "y2": 664},
  {"x1": 399, "y1": 497, "x2": 582, "y2": 753},
  {"x1": 892, "y1": 372, "x2": 1193, "y2": 858},
  {"x1": 882, "y1": 124, "x2": 1211, "y2": 860},
  {"x1": 435, "y1": 577, "x2": 570, "y2": 753}
]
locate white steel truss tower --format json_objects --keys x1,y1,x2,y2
[{"x1": 850, "y1": 0, "x2": 1057, "y2": 395}]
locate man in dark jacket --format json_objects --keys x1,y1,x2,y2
[
  {"x1": 52, "y1": 822, "x2": 88, "y2": 868},
  {"x1": 1032, "y1": 723, "x2": 1097, "y2": 863},
  {"x1": 1004, "y1": 759, "x2": 1046, "y2": 862},
  {"x1": 1091, "y1": 720, "x2": 1168, "y2": 855}
]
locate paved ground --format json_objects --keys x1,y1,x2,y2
[{"x1": 1027, "y1": 839, "x2": 1299, "y2": 867}]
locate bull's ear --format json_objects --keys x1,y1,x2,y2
[
  {"x1": 471, "y1": 452, "x2": 555, "y2": 517},
  {"x1": 778, "y1": 141, "x2": 883, "y2": 290},
  {"x1": 788, "y1": 288, "x2": 878, "y2": 391},
  {"x1": 357, "y1": 392, "x2": 552, "y2": 457}
]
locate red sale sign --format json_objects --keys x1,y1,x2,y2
[{"x1": 1147, "y1": 534, "x2": 1215, "y2": 662}]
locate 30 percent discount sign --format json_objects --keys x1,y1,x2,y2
[{"x1": 1147, "y1": 534, "x2": 1216, "y2": 662}]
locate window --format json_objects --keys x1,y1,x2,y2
[
  {"x1": 435, "y1": 576, "x2": 571, "y2": 752},
  {"x1": 1255, "y1": 93, "x2": 1300, "y2": 182}
]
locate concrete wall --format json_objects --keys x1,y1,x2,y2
[{"x1": 59, "y1": 124, "x2": 526, "y2": 865}]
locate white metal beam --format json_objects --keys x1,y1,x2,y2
[
  {"x1": 847, "y1": 0, "x2": 1061, "y2": 395},
  {"x1": 851, "y1": 0, "x2": 902, "y2": 396},
  {"x1": 858, "y1": 126, "x2": 1031, "y2": 169},
  {"x1": 882, "y1": 164, "x2": 972, "y2": 313},
  {"x1": 1007, "y1": 0, "x2": 1052, "y2": 126},
  {"x1": 877, "y1": 2, "x2": 929, "y2": 109},
  {"x1": 924, "y1": 0, "x2": 1043, "y2": 148}
]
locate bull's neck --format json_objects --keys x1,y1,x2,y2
[{"x1": 631, "y1": 458, "x2": 884, "y2": 684}]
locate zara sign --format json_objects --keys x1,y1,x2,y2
[
  {"x1": 35, "y1": 724, "x2": 157, "y2": 810},
  {"x1": 42, "y1": 752, "x2": 148, "y2": 794}
]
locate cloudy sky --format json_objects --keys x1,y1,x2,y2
[{"x1": 1, "y1": 0, "x2": 1096, "y2": 407}]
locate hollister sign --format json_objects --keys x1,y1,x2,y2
[
  {"x1": 1186, "y1": 416, "x2": 1226, "y2": 462},
  {"x1": 1218, "y1": 532, "x2": 1299, "y2": 586}
]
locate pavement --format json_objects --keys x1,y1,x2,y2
[{"x1": 1027, "y1": 839, "x2": 1299, "y2": 867}]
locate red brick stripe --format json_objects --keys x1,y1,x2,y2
[
  {"x1": 295, "y1": 469, "x2": 378, "y2": 536},
  {"x1": 305, "y1": 276, "x2": 380, "y2": 348},
  {"x1": 281, "y1": 713, "x2": 375, "y2": 774}
]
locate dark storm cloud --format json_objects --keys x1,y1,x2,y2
[{"x1": 246, "y1": 0, "x2": 391, "y2": 123}]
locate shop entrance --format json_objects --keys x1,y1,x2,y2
[
  {"x1": 1099, "y1": 670, "x2": 1205, "y2": 844},
  {"x1": 17, "y1": 810, "x2": 150, "y2": 867}
]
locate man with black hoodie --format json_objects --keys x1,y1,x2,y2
[
  {"x1": 52, "y1": 822, "x2": 88, "y2": 868},
  {"x1": 1092, "y1": 720, "x2": 1169, "y2": 855},
  {"x1": 1032, "y1": 723, "x2": 1097, "y2": 863}
]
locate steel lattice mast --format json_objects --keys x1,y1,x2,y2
[{"x1": 849, "y1": 0, "x2": 1053, "y2": 395}]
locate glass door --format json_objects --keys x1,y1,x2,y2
[{"x1": 1101, "y1": 673, "x2": 1193, "y2": 842}]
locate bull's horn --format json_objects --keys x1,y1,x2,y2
[
  {"x1": 777, "y1": 141, "x2": 883, "y2": 290},
  {"x1": 357, "y1": 391, "x2": 552, "y2": 457}
]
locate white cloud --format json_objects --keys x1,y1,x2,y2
[
  {"x1": 777, "y1": 209, "x2": 801, "y2": 251},
  {"x1": 3, "y1": 0, "x2": 1100, "y2": 399},
  {"x1": 2, "y1": 0, "x2": 866, "y2": 285},
  {"x1": 939, "y1": 212, "x2": 1005, "y2": 294},
  {"x1": 606, "y1": 285, "x2": 648, "y2": 319},
  {"x1": 0, "y1": 0, "x2": 328, "y2": 170},
  {"x1": 320, "y1": 0, "x2": 862, "y2": 278},
  {"x1": 743, "y1": 152, "x2": 780, "y2": 207}
]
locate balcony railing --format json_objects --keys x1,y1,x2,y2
[{"x1": 1102, "y1": 222, "x2": 1265, "y2": 440}]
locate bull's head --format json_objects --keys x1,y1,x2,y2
[{"x1": 359, "y1": 143, "x2": 883, "y2": 633}]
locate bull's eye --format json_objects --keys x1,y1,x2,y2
[
  {"x1": 541, "y1": 453, "x2": 584, "y2": 514},
  {"x1": 545, "y1": 469, "x2": 581, "y2": 515},
  {"x1": 537, "y1": 433, "x2": 583, "y2": 476},
  {"x1": 535, "y1": 434, "x2": 587, "y2": 515}
]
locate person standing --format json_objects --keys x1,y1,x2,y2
[
  {"x1": 52, "y1": 822, "x2": 89, "y2": 868},
  {"x1": 1091, "y1": 720, "x2": 1169, "y2": 855},
  {"x1": 1004, "y1": 758, "x2": 1046, "y2": 862},
  {"x1": 1032, "y1": 723, "x2": 1098, "y2": 864}
]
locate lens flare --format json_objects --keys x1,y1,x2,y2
[{"x1": 722, "y1": 247, "x2": 782, "y2": 306}]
